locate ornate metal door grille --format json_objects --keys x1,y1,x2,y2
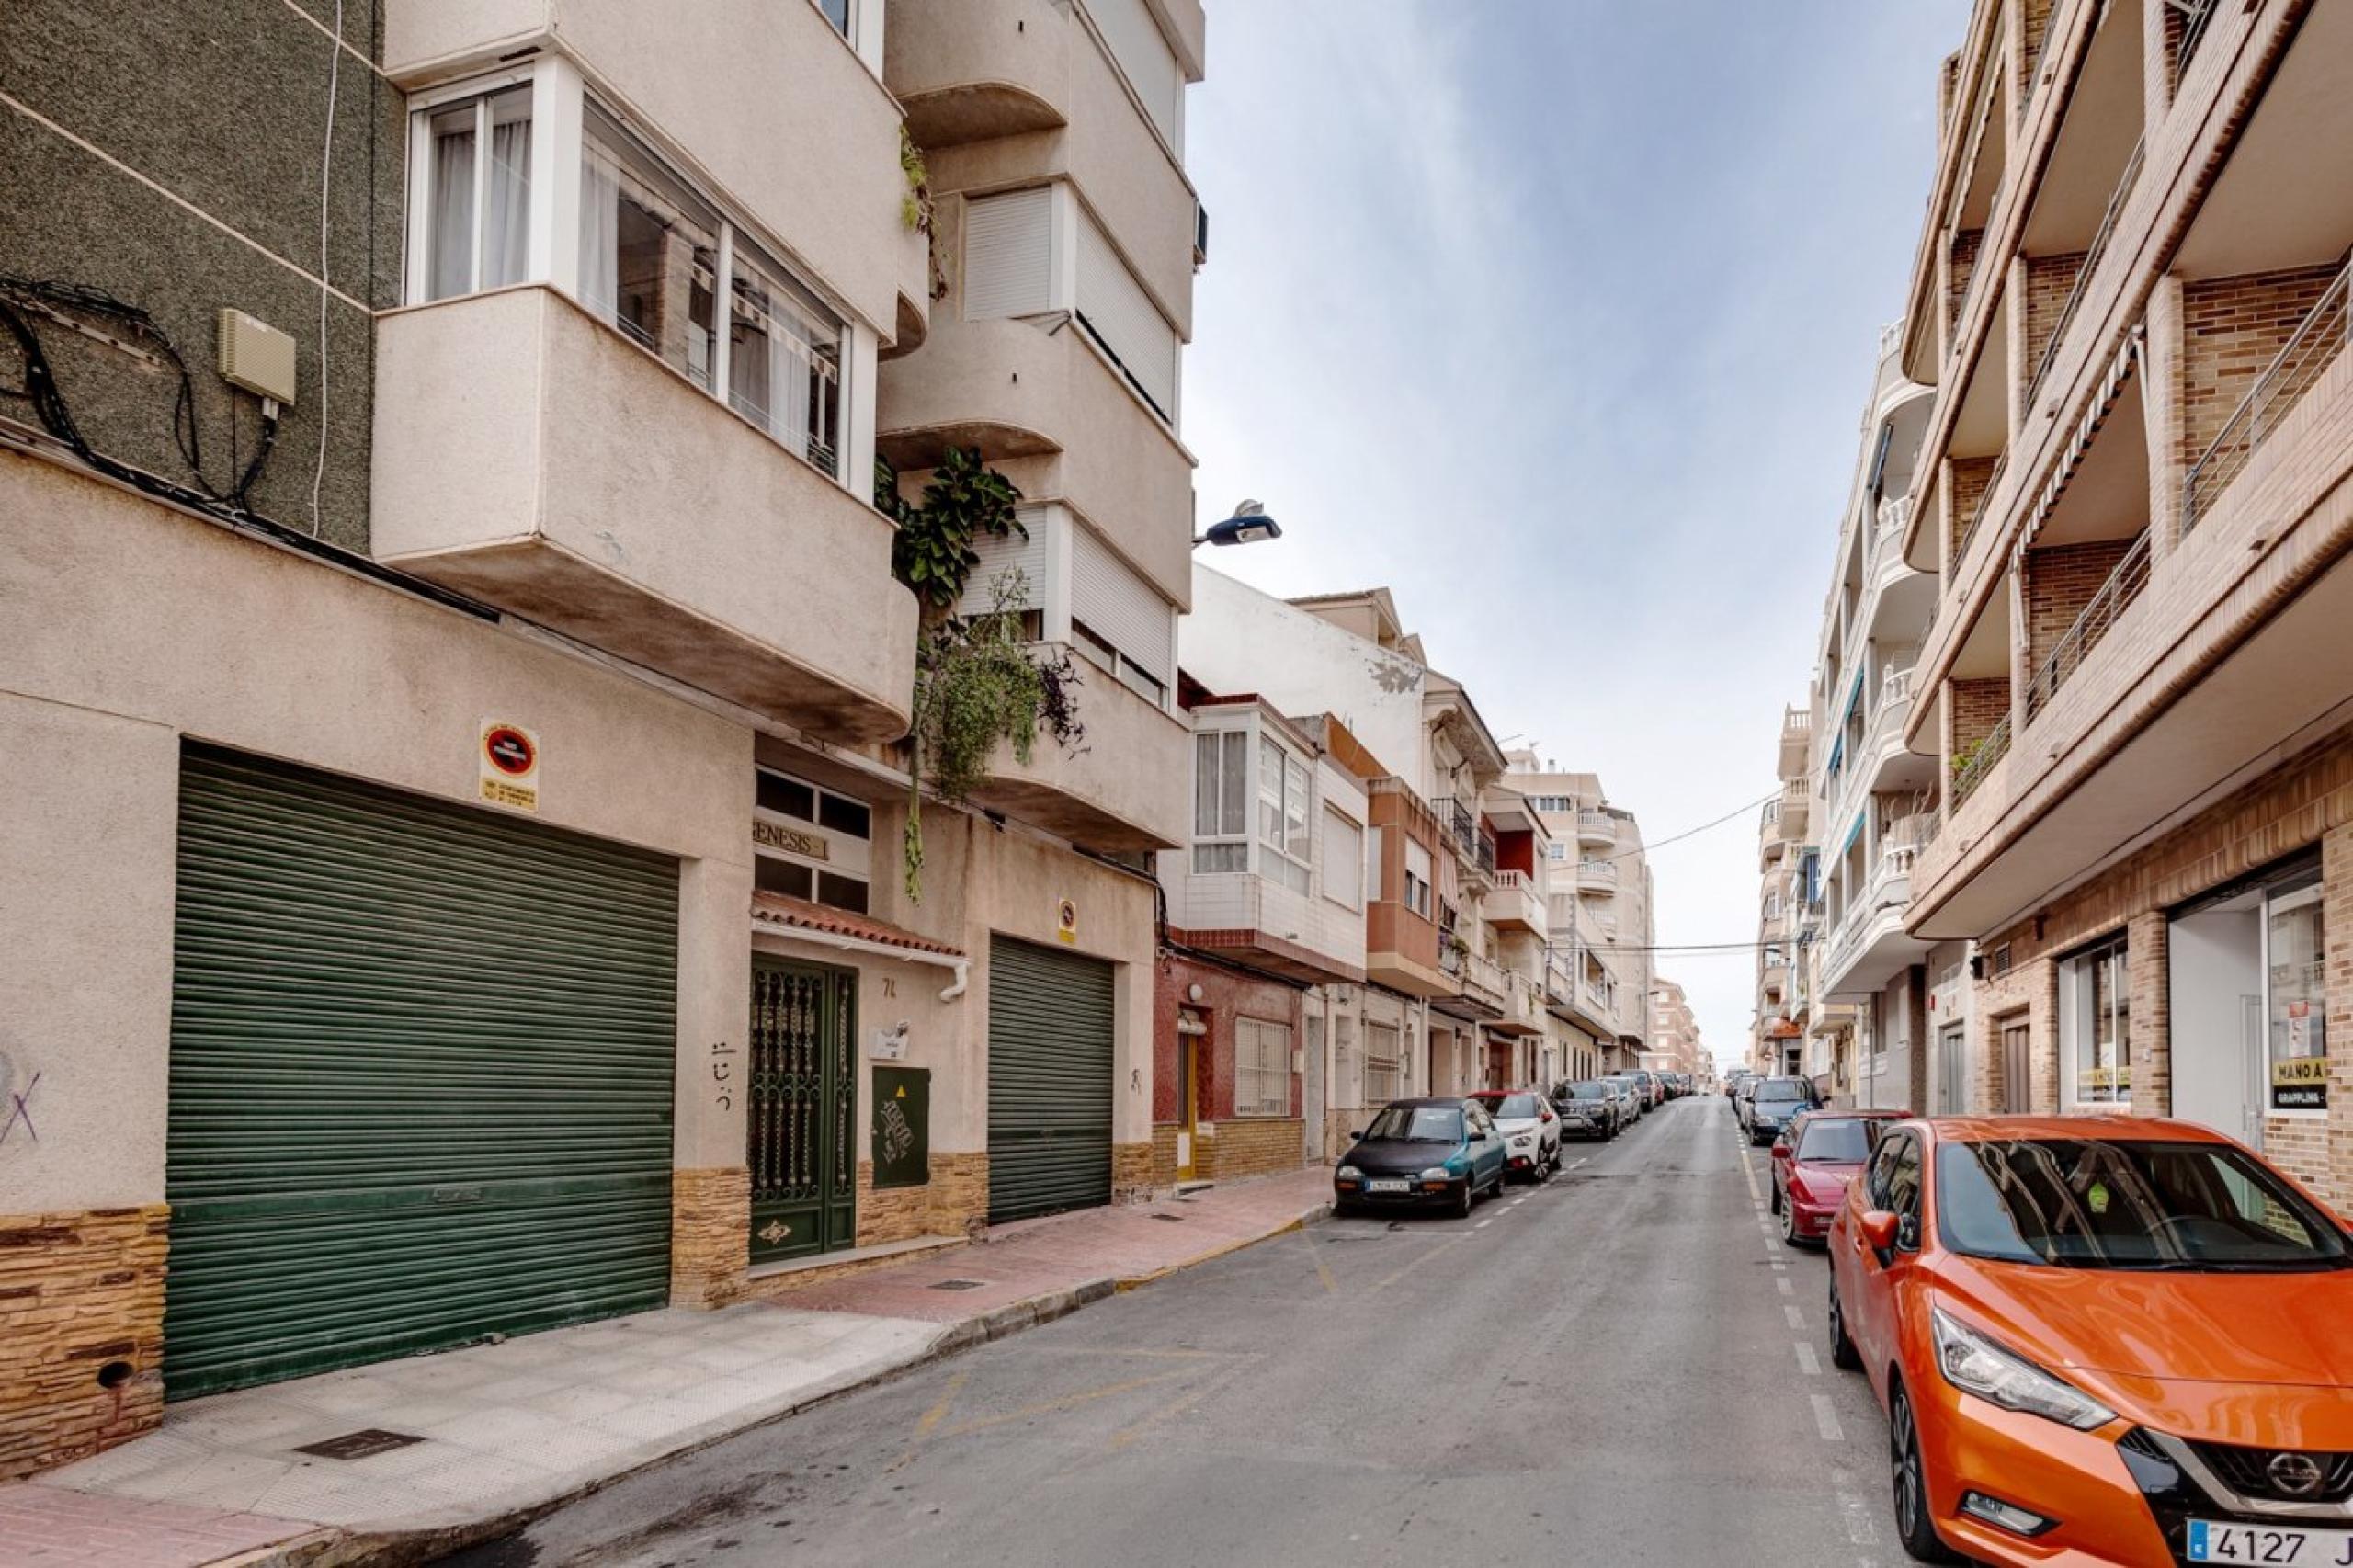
[{"x1": 749, "y1": 960, "x2": 855, "y2": 1263}]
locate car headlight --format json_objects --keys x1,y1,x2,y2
[
  {"x1": 1931, "y1": 1309, "x2": 2115, "y2": 1431},
  {"x1": 1420, "y1": 1165, "x2": 1456, "y2": 1181},
  {"x1": 1336, "y1": 1165, "x2": 1362, "y2": 1179},
  {"x1": 1510, "y1": 1134, "x2": 1534, "y2": 1148}
]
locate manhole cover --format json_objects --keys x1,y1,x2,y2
[
  {"x1": 293, "y1": 1429, "x2": 424, "y2": 1460},
  {"x1": 928, "y1": 1278, "x2": 988, "y2": 1291}
]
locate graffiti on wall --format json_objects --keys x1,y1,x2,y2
[{"x1": 0, "y1": 1048, "x2": 39, "y2": 1149}]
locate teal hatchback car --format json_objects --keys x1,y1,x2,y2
[{"x1": 1333, "y1": 1097, "x2": 1508, "y2": 1218}]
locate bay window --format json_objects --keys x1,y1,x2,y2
[
  {"x1": 1258, "y1": 738, "x2": 1312, "y2": 894},
  {"x1": 1323, "y1": 809, "x2": 1362, "y2": 911},
  {"x1": 1404, "y1": 838, "x2": 1433, "y2": 918},
  {"x1": 1192, "y1": 729, "x2": 1249, "y2": 873},
  {"x1": 404, "y1": 69, "x2": 850, "y2": 483}
]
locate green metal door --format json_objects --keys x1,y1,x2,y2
[
  {"x1": 986, "y1": 937, "x2": 1114, "y2": 1223},
  {"x1": 165, "y1": 744, "x2": 677, "y2": 1398},
  {"x1": 748, "y1": 959, "x2": 855, "y2": 1263}
]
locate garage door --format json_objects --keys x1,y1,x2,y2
[
  {"x1": 986, "y1": 936, "x2": 1114, "y2": 1223},
  {"x1": 165, "y1": 744, "x2": 677, "y2": 1398}
]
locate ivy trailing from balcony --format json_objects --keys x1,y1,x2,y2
[
  {"x1": 878, "y1": 449, "x2": 1086, "y2": 900},
  {"x1": 898, "y1": 125, "x2": 932, "y2": 234}
]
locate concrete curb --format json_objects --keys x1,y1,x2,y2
[{"x1": 268, "y1": 1194, "x2": 1334, "y2": 1567}]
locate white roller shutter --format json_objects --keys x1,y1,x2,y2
[
  {"x1": 1076, "y1": 213, "x2": 1177, "y2": 420},
  {"x1": 1084, "y1": 0, "x2": 1184, "y2": 153},
  {"x1": 964, "y1": 188, "x2": 1054, "y2": 320},
  {"x1": 1071, "y1": 520, "x2": 1174, "y2": 685},
  {"x1": 957, "y1": 503, "x2": 1055, "y2": 619}
]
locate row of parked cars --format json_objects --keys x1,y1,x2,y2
[
  {"x1": 1745, "y1": 1096, "x2": 2353, "y2": 1567},
  {"x1": 1330, "y1": 1071, "x2": 1702, "y2": 1216}
]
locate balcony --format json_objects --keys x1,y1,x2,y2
[
  {"x1": 1779, "y1": 781, "x2": 1812, "y2": 840},
  {"x1": 1827, "y1": 660, "x2": 1926, "y2": 835},
  {"x1": 1574, "y1": 858, "x2": 1619, "y2": 892},
  {"x1": 1757, "y1": 801, "x2": 1784, "y2": 869},
  {"x1": 967, "y1": 645, "x2": 1188, "y2": 850},
  {"x1": 383, "y1": 0, "x2": 918, "y2": 344},
  {"x1": 903, "y1": 0, "x2": 1199, "y2": 331},
  {"x1": 1458, "y1": 949, "x2": 1508, "y2": 1017},
  {"x1": 1575, "y1": 809, "x2": 1616, "y2": 847},
  {"x1": 1779, "y1": 706, "x2": 1813, "y2": 777},
  {"x1": 2184, "y1": 256, "x2": 2351, "y2": 532},
  {"x1": 372, "y1": 287, "x2": 916, "y2": 742},
  {"x1": 1821, "y1": 815, "x2": 1937, "y2": 997},
  {"x1": 1494, "y1": 971, "x2": 1546, "y2": 1037},
  {"x1": 1164, "y1": 856, "x2": 1366, "y2": 989},
  {"x1": 878, "y1": 312, "x2": 1193, "y2": 608},
  {"x1": 1485, "y1": 870, "x2": 1546, "y2": 936}
]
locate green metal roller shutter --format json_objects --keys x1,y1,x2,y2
[
  {"x1": 165, "y1": 744, "x2": 677, "y2": 1398},
  {"x1": 986, "y1": 936, "x2": 1114, "y2": 1223}
]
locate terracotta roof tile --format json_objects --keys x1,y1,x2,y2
[{"x1": 750, "y1": 892, "x2": 964, "y2": 958}]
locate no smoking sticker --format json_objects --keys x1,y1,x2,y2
[{"x1": 478, "y1": 720, "x2": 540, "y2": 813}]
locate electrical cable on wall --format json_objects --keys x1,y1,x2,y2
[{"x1": 308, "y1": 0, "x2": 344, "y2": 534}]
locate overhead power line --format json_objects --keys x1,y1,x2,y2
[{"x1": 1584, "y1": 790, "x2": 1780, "y2": 864}]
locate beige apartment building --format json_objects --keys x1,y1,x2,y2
[
  {"x1": 1, "y1": 0, "x2": 1207, "y2": 1481},
  {"x1": 1752, "y1": 708, "x2": 1814, "y2": 1075},
  {"x1": 1502, "y1": 757, "x2": 1657, "y2": 1077},
  {"x1": 1648, "y1": 977, "x2": 1706, "y2": 1078},
  {"x1": 1888, "y1": 0, "x2": 2353, "y2": 1204},
  {"x1": 1806, "y1": 324, "x2": 1976, "y2": 1113}
]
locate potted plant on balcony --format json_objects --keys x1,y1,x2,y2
[{"x1": 878, "y1": 448, "x2": 1086, "y2": 899}]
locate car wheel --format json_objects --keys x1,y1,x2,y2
[
  {"x1": 1780, "y1": 1199, "x2": 1804, "y2": 1247},
  {"x1": 1453, "y1": 1179, "x2": 1473, "y2": 1220},
  {"x1": 1827, "y1": 1277, "x2": 1861, "y2": 1371},
  {"x1": 1769, "y1": 1183, "x2": 1782, "y2": 1216},
  {"x1": 1890, "y1": 1381, "x2": 1960, "y2": 1562}
]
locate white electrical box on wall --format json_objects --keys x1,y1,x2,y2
[{"x1": 216, "y1": 309, "x2": 298, "y2": 403}]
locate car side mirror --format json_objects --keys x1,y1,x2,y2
[
  {"x1": 1770, "y1": 1140, "x2": 1790, "y2": 1157},
  {"x1": 1859, "y1": 1210, "x2": 1900, "y2": 1253}
]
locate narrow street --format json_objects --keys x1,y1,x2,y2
[{"x1": 443, "y1": 1096, "x2": 1900, "y2": 1568}]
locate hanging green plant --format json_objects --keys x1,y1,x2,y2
[
  {"x1": 898, "y1": 125, "x2": 932, "y2": 233},
  {"x1": 877, "y1": 449, "x2": 1085, "y2": 900}
]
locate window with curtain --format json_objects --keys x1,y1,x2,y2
[
  {"x1": 1322, "y1": 809, "x2": 1362, "y2": 910},
  {"x1": 1192, "y1": 729, "x2": 1249, "y2": 873},
  {"x1": 579, "y1": 105, "x2": 719, "y2": 392},
  {"x1": 1257, "y1": 737, "x2": 1311, "y2": 894},
  {"x1": 422, "y1": 85, "x2": 533, "y2": 301},
  {"x1": 1233, "y1": 1018, "x2": 1290, "y2": 1118},
  {"x1": 726, "y1": 233, "x2": 844, "y2": 477}
]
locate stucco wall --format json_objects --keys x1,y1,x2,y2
[{"x1": 0, "y1": 454, "x2": 756, "y2": 1210}]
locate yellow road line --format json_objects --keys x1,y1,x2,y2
[
  {"x1": 1108, "y1": 1359, "x2": 1254, "y2": 1452},
  {"x1": 1301, "y1": 1225, "x2": 1338, "y2": 1294},
  {"x1": 915, "y1": 1369, "x2": 969, "y2": 1437}
]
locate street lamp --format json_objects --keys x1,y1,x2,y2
[{"x1": 1194, "y1": 499, "x2": 1282, "y2": 548}]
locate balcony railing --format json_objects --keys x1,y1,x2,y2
[
  {"x1": 1866, "y1": 496, "x2": 1911, "y2": 580},
  {"x1": 1575, "y1": 809, "x2": 1617, "y2": 846},
  {"x1": 2022, "y1": 530, "x2": 2153, "y2": 723},
  {"x1": 2184, "y1": 255, "x2": 2351, "y2": 531},
  {"x1": 1476, "y1": 827, "x2": 1497, "y2": 877},
  {"x1": 2174, "y1": 0, "x2": 2222, "y2": 72},
  {"x1": 1951, "y1": 711, "x2": 2012, "y2": 806},
  {"x1": 2027, "y1": 139, "x2": 2145, "y2": 403},
  {"x1": 1953, "y1": 450, "x2": 2008, "y2": 567},
  {"x1": 1436, "y1": 795, "x2": 1478, "y2": 853},
  {"x1": 1784, "y1": 706, "x2": 1813, "y2": 734},
  {"x1": 1576, "y1": 858, "x2": 1619, "y2": 890}
]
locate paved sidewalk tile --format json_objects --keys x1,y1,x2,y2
[
  {"x1": 0, "y1": 1484, "x2": 320, "y2": 1568},
  {"x1": 775, "y1": 1166, "x2": 1332, "y2": 1322}
]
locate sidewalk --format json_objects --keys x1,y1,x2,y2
[{"x1": 0, "y1": 1167, "x2": 1331, "y2": 1568}]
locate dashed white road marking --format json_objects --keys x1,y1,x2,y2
[
  {"x1": 1836, "y1": 1492, "x2": 1881, "y2": 1547},
  {"x1": 1784, "y1": 1304, "x2": 1806, "y2": 1330},
  {"x1": 1777, "y1": 1276, "x2": 1795, "y2": 1296},
  {"x1": 1474, "y1": 1219, "x2": 1493, "y2": 1230},
  {"x1": 1569, "y1": 1157, "x2": 1587, "y2": 1169},
  {"x1": 1795, "y1": 1341, "x2": 1822, "y2": 1376},
  {"x1": 1811, "y1": 1393, "x2": 1845, "y2": 1442}
]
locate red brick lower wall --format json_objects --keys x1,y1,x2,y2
[
  {"x1": 1969, "y1": 726, "x2": 2353, "y2": 1205},
  {"x1": 1, "y1": 1206, "x2": 167, "y2": 1481},
  {"x1": 1154, "y1": 956, "x2": 1303, "y2": 1124}
]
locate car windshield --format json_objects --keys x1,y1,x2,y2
[
  {"x1": 1937, "y1": 1139, "x2": 2353, "y2": 1273},
  {"x1": 1796, "y1": 1119, "x2": 1877, "y2": 1163},
  {"x1": 1563, "y1": 1081, "x2": 1610, "y2": 1099},
  {"x1": 1364, "y1": 1106, "x2": 1463, "y2": 1143},
  {"x1": 1754, "y1": 1079, "x2": 1809, "y2": 1103},
  {"x1": 1479, "y1": 1094, "x2": 1541, "y2": 1119}
]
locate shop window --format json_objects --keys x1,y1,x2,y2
[
  {"x1": 2062, "y1": 935, "x2": 2131, "y2": 1107},
  {"x1": 2268, "y1": 872, "x2": 2326, "y2": 1112},
  {"x1": 1234, "y1": 1018, "x2": 1290, "y2": 1117}
]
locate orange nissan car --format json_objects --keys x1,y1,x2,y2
[{"x1": 1826, "y1": 1117, "x2": 2353, "y2": 1566}]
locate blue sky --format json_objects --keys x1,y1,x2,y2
[{"x1": 1182, "y1": 2, "x2": 1968, "y2": 1063}]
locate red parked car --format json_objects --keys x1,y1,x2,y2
[{"x1": 1771, "y1": 1109, "x2": 1904, "y2": 1247}]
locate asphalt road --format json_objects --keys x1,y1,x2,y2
[{"x1": 439, "y1": 1096, "x2": 1904, "y2": 1568}]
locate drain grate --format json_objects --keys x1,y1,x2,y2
[
  {"x1": 293, "y1": 1429, "x2": 424, "y2": 1461},
  {"x1": 928, "y1": 1278, "x2": 988, "y2": 1291}
]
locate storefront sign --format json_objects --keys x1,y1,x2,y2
[
  {"x1": 477, "y1": 721, "x2": 540, "y2": 812},
  {"x1": 2272, "y1": 1052, "x2": 2328, "y2": 1110},
  {"x1": 753, "y1": 820, "x2": 830, "y2": 861}
]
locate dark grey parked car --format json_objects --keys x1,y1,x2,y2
[
  {"x1": 1743, "y1": 1074, "x2": 1821, "y2": 1146},
  {"x1": 1551, "y1": 1078, "x2": 1622, "y2": 1140}
]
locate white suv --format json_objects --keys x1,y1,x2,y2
[{"x1": 1470, "y1": 1090, "x2": 1562, "y2": 1182}]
